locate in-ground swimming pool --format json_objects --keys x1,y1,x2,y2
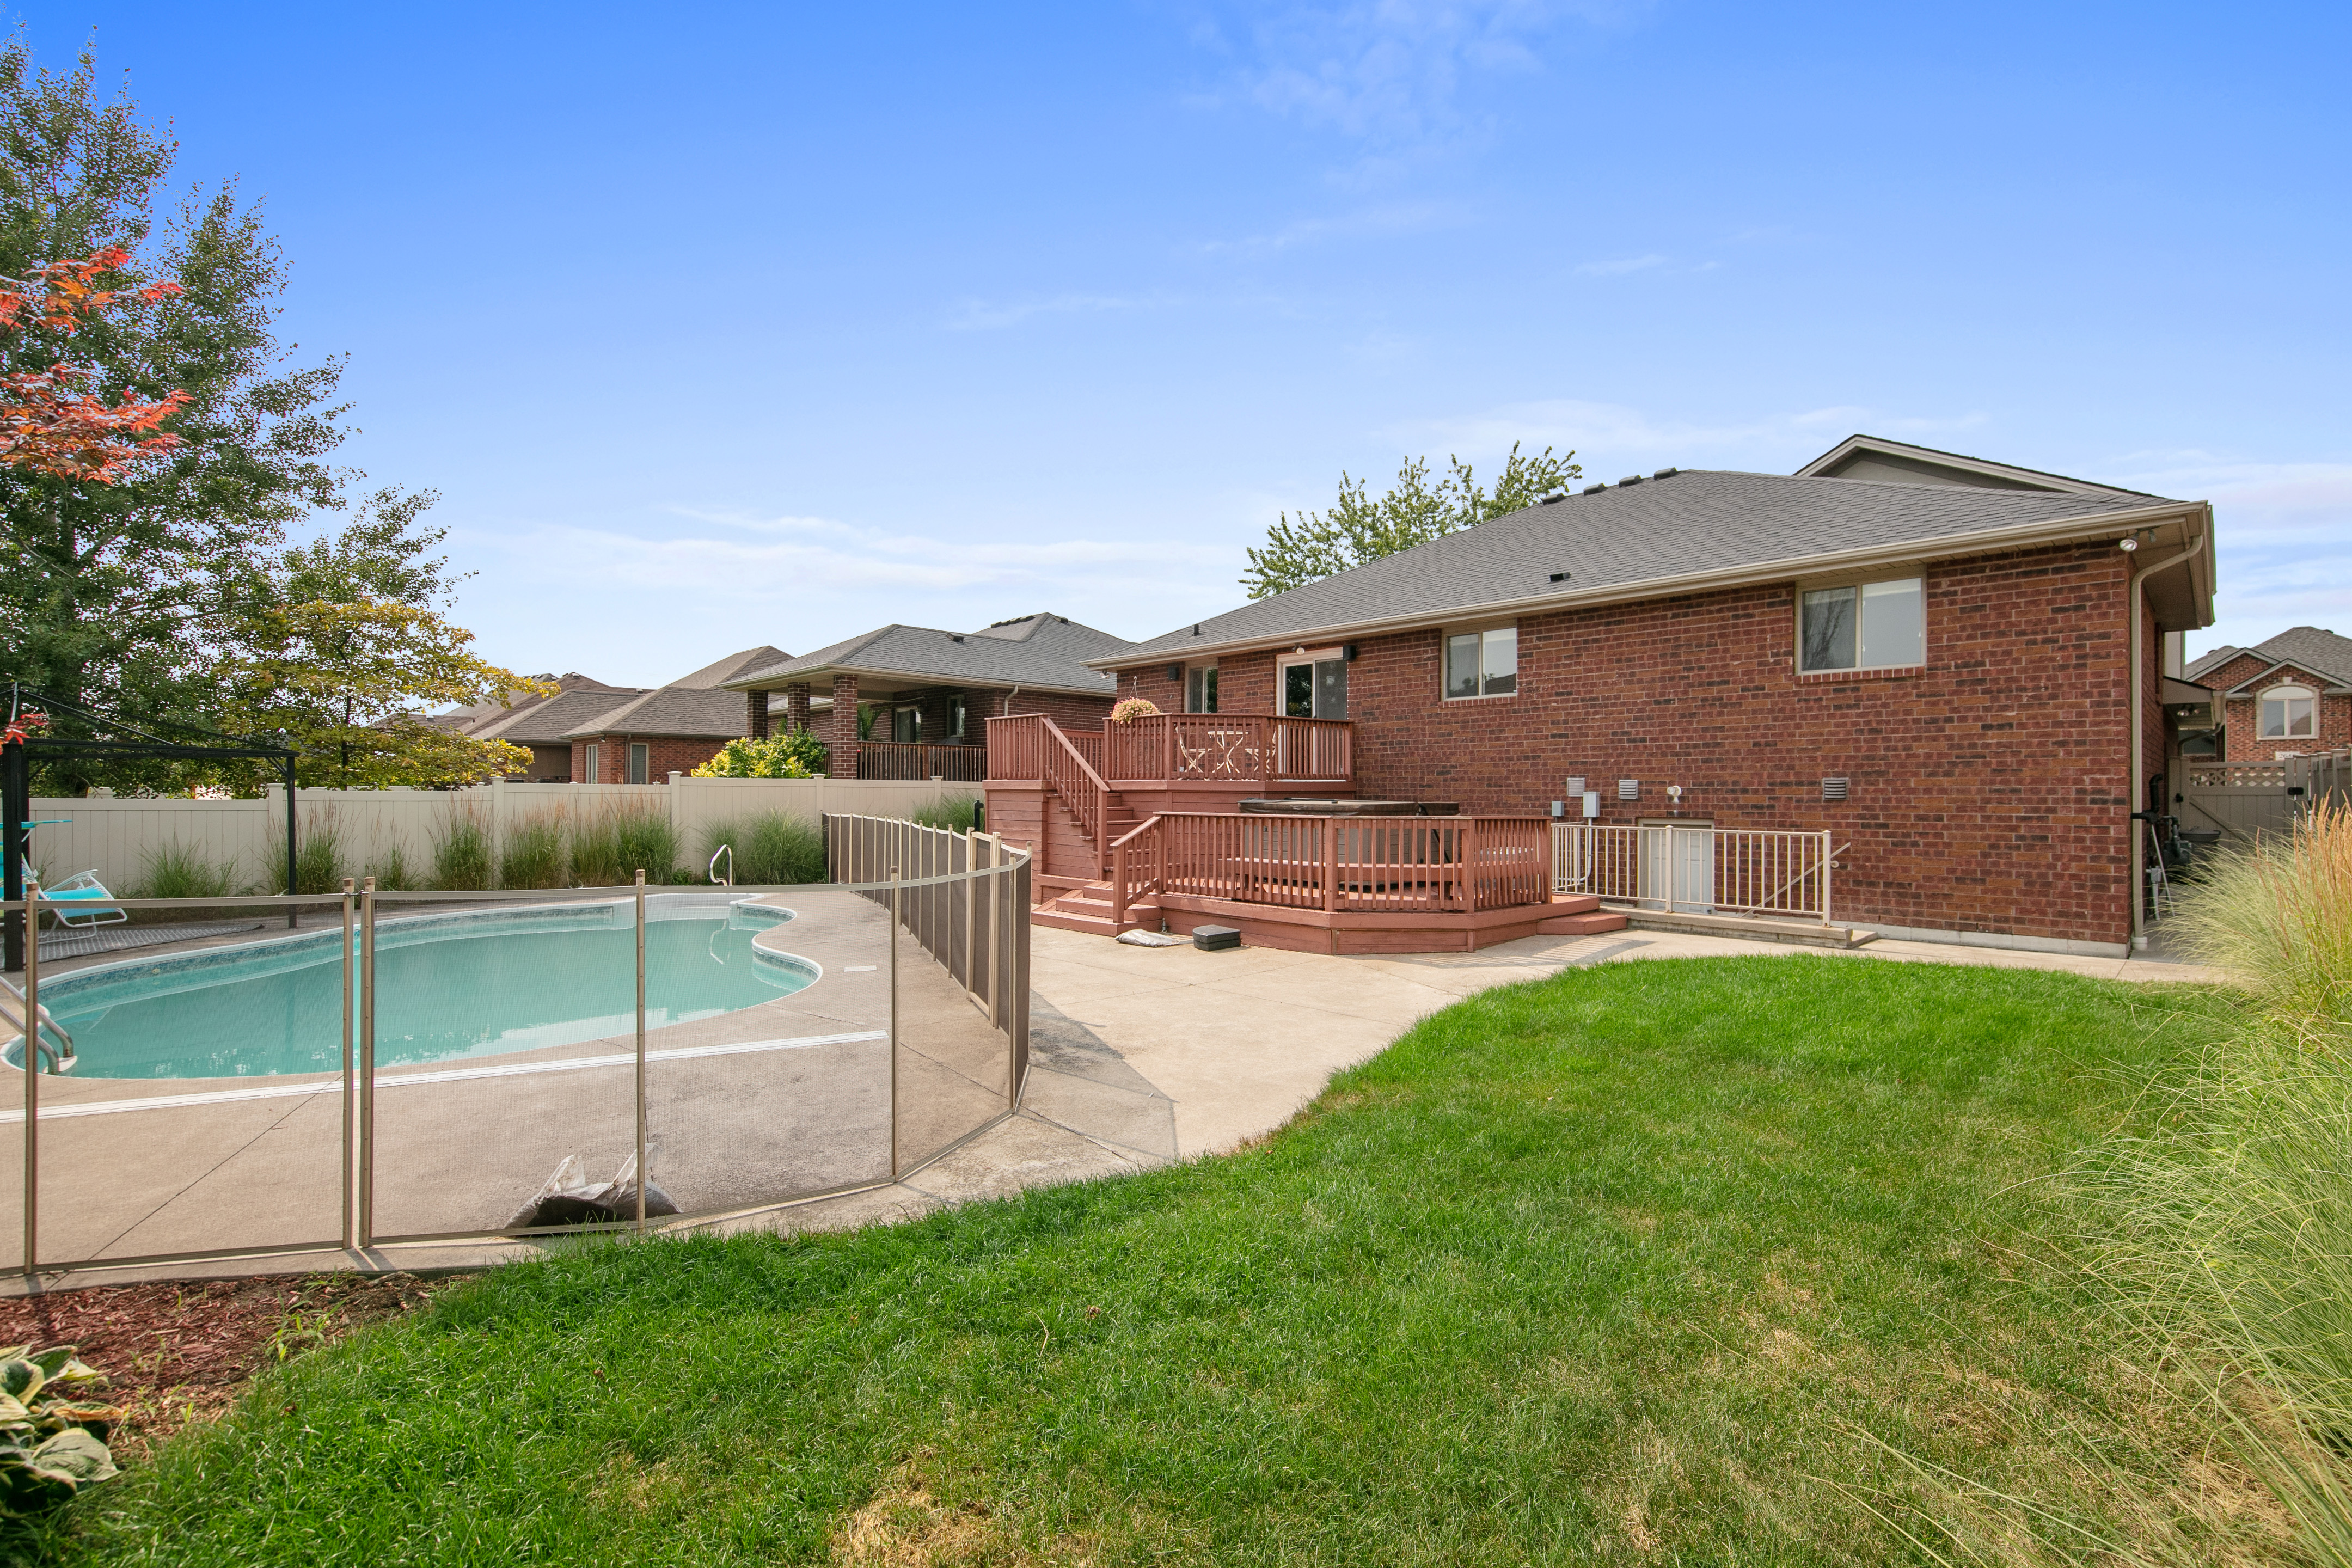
[{"x1": 28, "y1": 898, "x2": 817, "y2": 1080}]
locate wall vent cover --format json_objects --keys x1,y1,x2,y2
[
  {"x1": 1822, "y1": 776, "x2": 1849, "y2": 801},
  {"x1": 1618, "y1": 778, "x2": 1640, "y2": 801},
  {"x1": 1565, "y1": 776, "x2": 1586, "y2": 796}
]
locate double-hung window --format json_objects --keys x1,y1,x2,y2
[
  {"x1": 1444, "y1": 626, "x2": 1517, "y2": 699},
  {"x1": 2261, "y1": 687, "x2": 2317, "y2": 739},
  {"x1": 1799, "y1": 576, "x2": 1924, "y2": 672}
]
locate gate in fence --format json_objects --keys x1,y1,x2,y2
[
  {"x1": 1552, "y1": 823, "x2": 1836, "y2": 922},
  {"x1": 0, "y1": 819, "x2": 1028, "y2": 1277}
]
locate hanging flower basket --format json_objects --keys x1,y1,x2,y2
[{"x1": 1111, "y1": 699, "x2": 1162, "y2": 724}]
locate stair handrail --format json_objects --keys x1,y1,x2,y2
[
  {"x1": 1110, "y1": 814, "x2": 1163, "y2": 932},
  {"x1": 1039, "y1": 716, "x2": 1113, "y2": 851}
]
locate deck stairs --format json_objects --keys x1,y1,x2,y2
[{"x1": 1033, "y1": 879, "x2": 1162, "y2": 937}]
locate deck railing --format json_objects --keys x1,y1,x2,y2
[
  {"x1": 1551, "y1": 824, "x2": 1837, "y2": 922},
  {"x1": 1039, "y1": 718, "x2": 1111, "y2": 852},
  {"x1": 990, "y1": 713, "x2": 1353, "y2": 788},
  {"x1": 1110, "y1": 812, "x2": 1549, "y2": 925},
  {"x1": 854, "y1": 742, "x2": 988, "y2": 782}
]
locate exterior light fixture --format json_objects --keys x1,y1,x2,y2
[{"x1": 2118, "y1": 536, "x2": 2140, "y2": 553}]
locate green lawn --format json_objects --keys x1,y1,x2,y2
[{"x1": 56, "y1": 957, "x2": 2269, "y2": 1565}]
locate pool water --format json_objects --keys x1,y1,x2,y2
[{"x1": 45, "y1": 906, "x2": 814, "y2": 1080}]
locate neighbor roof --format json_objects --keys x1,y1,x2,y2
[
  {"x1": 2195, "y1": 626, "x2": 2352, "y2": 693},
  {"x1": 457, "y1": 676, "x2": 646, "y2": 746},
  {"x1": 566, "y1": 647, "x2": 789, "y2": 739},
  {"x1": 1100, "y1": 467, "x2": 2212, "y2": 664},
  {"x1": 726, "y1": 614, "x2": 1130, "y2": 698}
]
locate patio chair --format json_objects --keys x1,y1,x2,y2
[{"x1": 38, "y1": 870, "x2": 127, "y2": 930}]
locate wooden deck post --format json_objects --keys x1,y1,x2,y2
[{"x1": 1321, "y1": 817, "x2": 1338, "y2": 914}]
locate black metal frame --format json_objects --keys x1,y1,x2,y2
[{"x1": 2, "y1": 683, "x2": 298, "y2": 970}]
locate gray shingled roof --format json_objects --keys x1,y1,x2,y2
[
  {"x1": 468, "y1": 683, "x2": 649, "y2": 746},
  {"x1": 2182, "y1": 644, "x2": 2243, "y2": 682},
  {"x1": 2198, "y1": 626, "x2": 2352, "y2": 691},
  {"x1": 1106, "y1": 468, "x2": 2185, "y2": 660},
  {"x1": 727, "y1": 614, "x2": 1129, "y2": 696},
  {"x1": 566, "y1": 647, "x2": 789, "y2": 739}
]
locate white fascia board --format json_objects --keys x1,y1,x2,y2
[{"x1": 1090, "y1": 501, "x2": 2209, "y2": 670}]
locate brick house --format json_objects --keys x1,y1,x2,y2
[
  {"x1": 2183, "y1": 626, "x2": 2352, "y2": 761},
  {"x1": 564, "y1": 647, "x2": 788, "y2": 783},
  {"x1": 441, "y1": 674, "x2": 647, "y2": 781},
  {"x1": 722, "y1": 614, "x2": 1131, "y2": 780},
  {"x1": 1073, "y1": 435, "x2": 2218, "y2": 957}
]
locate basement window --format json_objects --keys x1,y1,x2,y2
[
  {"x1": 1445, "y1": 625, "x2": 1517, "y2": 699},
  {"x1": 1799, "y1": 577, "x2": 1923, "y2": 672}
]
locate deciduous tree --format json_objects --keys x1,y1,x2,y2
[{"x1": 1241, "y1": 443, "x2": 1581, "y2": 599}]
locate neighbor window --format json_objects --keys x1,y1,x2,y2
[
  {"x1": 892, "y1": 708, "x2": 920, "y2": 744},
  {"x1": 946, "y1": 695, "x2": 967, "y2": 742},
  {"x1": 581, "y1": 743, "x2": 600, "y2": 783},
  {"x1": 1799, "y1": 577, "x2": 1924, "y2": 672},
  {"x1": 1186, "y1": 664, "x2": 1219, "y2": 714},
  {"x1": 1444, "y1": 626, "x2": 1517, "y2": 699},
  {"x1": 626, "y1": 743, "x2": 650, "y2": 784},
  {"x1": 2261, "y1": 686, "x2": 2317, "y2": 739}
]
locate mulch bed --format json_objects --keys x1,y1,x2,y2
[{"x1": 0, "y1": 1272, "x2": 467, "y2": 1454}]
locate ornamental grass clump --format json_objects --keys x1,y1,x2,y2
[
  {"x1": 907, "y1": 794, "x2": 980, "y2": 834},
  {"x1": 2087, "y1": 800, "x2": 2352, "y2": 1559},
  {"x1": 572, "y1": 803, "x2": 678, "y2": 885},
  {"x1": 267, "y1": 808, "x2": 347, "y2": 895},
  {"x1": 429, "y1": 805, "x2": 493, "y2": 891},
  {"x1": 131, "y1": 840, "x2": 238, "y2": 902},
  {"x1": 0, "y1": 1345, "x2": 120, "y2": 1516},
  {"x1": 697, "y1": 811, "x2": 825, "y2": 885},
  {"x1": 498, "y1": 810, "x2": 569, "y2": 890}
]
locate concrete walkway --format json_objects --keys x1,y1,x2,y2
[{"x1": 5, "y1": 917, "x2": 2216, "y2": 1288}]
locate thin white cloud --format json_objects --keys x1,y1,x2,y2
[
  {"x1": 945, "y1": 292, "x2": 1163, "y2": 332},
  {"x1": 1570, "y1": 253, "x2": 1670, "y2": 277},
  {"x1": 1396, "y1": 398, "x2": 1989, "y2": 469}
]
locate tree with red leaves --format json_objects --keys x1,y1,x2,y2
[{"x1": 0, "y1": 246, "x2": 190, "y2": 483}]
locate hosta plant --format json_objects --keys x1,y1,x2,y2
[{"x1": 0, "y1": 1346, "x2": 121, "y2": 1515}]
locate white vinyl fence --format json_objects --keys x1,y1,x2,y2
[
  {"x1": 1553, "y1": 823, "x2": 1837, "y2": 923},
  {"x1": 24, "y1": 776, "x2": 978, "y2": 895}
]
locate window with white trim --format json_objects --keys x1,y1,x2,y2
[
  {"x1": 1799, "y1": 576, "x2": 1923, "y2": 672},
  {"x1": 2261, "y1": 685, "x2": 2317, "y2": 739},
  {"x1": 1185, "y1": 664, "x2": 1218, "y2": 714},
  {"x1": 1281, "y1": 651, "x2": 1347, "y2": 719},
  {"x1": 626, "y1": 743, "x2": 650, "y2": 784},
  {"x1": 1444, "y1": 625, "x2": 1517, "y2": 699},
  {"x1": 581, "y1": 743, "x2": 599, "y2": 783}
]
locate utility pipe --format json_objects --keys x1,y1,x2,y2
[{"x1": 2127, "y1": 530, "x2": 2203, "y2": 948}]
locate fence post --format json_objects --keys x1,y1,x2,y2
[
  {"x1": 634, "y1": 868, "x2": 647, "y2": 1234},
  {"x1": 20, "y1": 886, "x2": 38, "y2": 1276},
  {"x1": 1821, "y1": 830, "x2": 1834, "y2": 926},
  {"x1": 888, "y1": 861, "x2": 901, "y2": 1180},
  {"x1": 1322, "y1": 818, "x2": 1339, "y2": 913},
  {"x1": 358, "y1": 876, "x2": 377, "y2": 1250},
  {"x1": 340, "y1": 877, "x2": 356, "y2": 1252}
]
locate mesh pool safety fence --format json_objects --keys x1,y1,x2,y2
[{"x1": 0, "y1": 817, "x2": 1030, "y2": 1276}]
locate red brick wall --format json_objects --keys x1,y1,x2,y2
[
  {"x1": 1112, "y1": 538, "x2": 2152, "y2": 947},
  {"x1": 2204, "y1": 655, "x2": 2350, "y2": 759},
  {"x1": 570, "y1": 735, "x2": 730, "y2": 782},
  {"x1": 992, "y1": 690, "x2": 1118, "y2": 731}
]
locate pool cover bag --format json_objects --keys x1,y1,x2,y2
[{"x1": 507, "y1": 1152, "x2": 680, "y2": 1230}]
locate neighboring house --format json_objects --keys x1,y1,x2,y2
[
  {"x1": 565, "y1": 647, "x2": 790, "y2": 783},
  {"x1": 1057, "y1": 433, "x2": 2216, "y2": 957},
  {"x1": 723, "y1": 614, "x2": 1132, "y2": 780},
  {"x1": 2183, "y1": 626, "x2": 2352, "y2": 760},
  {"x1": 438, "y1": 674, "x2": 647, "y2": 781}
]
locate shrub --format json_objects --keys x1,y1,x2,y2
[
  {"x1": 698, "y1": 810, "x2": 826, "y2": 885},
  {"x1": 131, "y1": 840, "x2": 240, "y2": 902},
  {"x1": 266, "y1": 810, "x2": 347, "y2": 896},
  {"x1": 365, "y1": 845, "x2": 419, "y2": 892},
  {"x1": 907, "y1": 794, "x2": 980, "y2": 834},
  {"x1": 499, "y1": 810, "x2": 570, "y2": 890},
  {"x1": 691, "y1": 730, "x2": 826, "y2": 778},
  {"x1": 572, "y1": 803, "x2": 679, "y2": 886},
  {"x1": 1110, "y1": 697, "x2": 1161, "y2": 723},
  {"x1": 0, "y1": 1344, "x2": 120, "y2": 1516},
  {"x1": 430, "y1": 805, "x2": 493, "y2": 891}
]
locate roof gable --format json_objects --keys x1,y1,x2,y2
[
  {"x1": 727, "y1": 614, "x2": 1131, "y2": 696},
  {"x1": 1793, "y1": 434, "x2": 2153, "y2": 499}
]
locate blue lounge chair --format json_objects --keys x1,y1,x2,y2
[{"x1": 39, "y1": 870, "x2": 127, "y2": 930}]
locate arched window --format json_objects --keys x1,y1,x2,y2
[{"x1": 2260, "y1": 684, "x2": 2317, "y2": 739}]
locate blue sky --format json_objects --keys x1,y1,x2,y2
[{"x1": 20, "y1": 1, "x2": 2349, "y2": 683}]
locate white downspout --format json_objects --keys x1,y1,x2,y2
[{"x1": 2128, "y1": 531, "x2": 2203, "y2": 949}]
